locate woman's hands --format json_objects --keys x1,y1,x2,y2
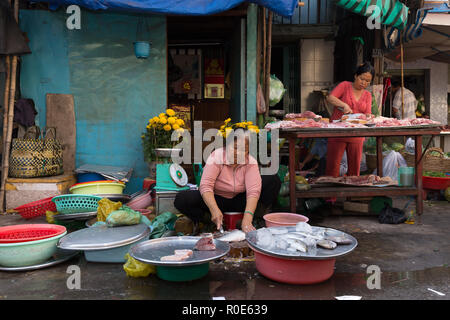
[
  {"x1": 211, "y1": 208, "x2": 223, "y2": 230},
  {"x1": 342, "y1": 103, "x2": 353, "y2": 114},
  {"x1": 241, "y1": 214, "x2": 256, "y2": 233}
]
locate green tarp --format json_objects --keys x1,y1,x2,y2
[{"x1": 335, "y1": 0, "x2": 409, "y2": 30}]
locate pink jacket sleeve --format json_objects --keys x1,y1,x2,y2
[{"x1": 244, "y1": 164, "x2": 262, "y2": 199}]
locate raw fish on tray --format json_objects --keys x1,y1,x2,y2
[
  {"x1": 254, "y1": 222, "x2": 352, "y2": 256},
  {"x1": 160, "y1": 249, "x2": 193, "y2": 261},
  {"x1": 216, "y1": 229, "x2": 246, "y2": 242},
  {"x1": 194, "y1": 233, "x2": 216, "y2": 251}
]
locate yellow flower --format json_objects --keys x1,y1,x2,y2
[
  {"x1": 220, "y1": 124, "x2": 225, "y2": 130},
  {"x1": 172, "y1": 124, "x2": 180, "y2": 130},
  {"x1": 167, "y1": 117, "x2": 176, "y2": 124},
  {"x1": 166, "y1": 109, "x2": 176, "y2": 117},
  {"x1": 224, "y1": 118, "x2": 231, "y2": 124},
  {"x1": 163, "y1": 124, "x2": 172, "y2": 131},
  {"x1": 160, "y1": 117, "x2": 168, "y2": 125},
  {"x1": 152, "y1": 116, "x2": 160, "y2": 123},
  {"x1": 247, "y1": 121, "x2": 253, "y2": 125},
  {"x1": 224, "y1": 127, "x2": 233, "y2": 137},
  {"x1": 176, "y1": 119, "x2": 184, "y2": 126},
  {"x1": 159, "y1": 113, "x2": 166, "y2": 118},
  {"x1": 146, "y1": 124, "x2": 151, "y2": 129}
]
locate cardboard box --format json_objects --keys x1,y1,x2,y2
[{"x1": 6, "y1": 173, "x2": 77, "y2": 211}]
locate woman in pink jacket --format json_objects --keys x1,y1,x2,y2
[{"x1": 175, "y1": 129, "x2": 281, "y2": 233}]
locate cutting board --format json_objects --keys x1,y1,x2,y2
[{"x1": 46, "y1": 93, "x2": 76, "y2": 173}]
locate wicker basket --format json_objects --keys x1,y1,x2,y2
[{"x1": 402, "y1": 147, "x2": 450, "y2": 173}]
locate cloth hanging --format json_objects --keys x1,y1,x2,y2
[
  {"x1": 0, "y1": 0, "x2": 31, "y2": 57},
  {"x1": 13, "y1": 98, "x2": 37, "y2": 127}
]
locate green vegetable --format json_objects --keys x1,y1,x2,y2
[
  {"x1": 382, "y1": 143, "x2": 390, "y2": 152},
  {"x1": 424, "y1": 171, "x2": 446, "y2": 178},
  {"x1": 391, "y1": 143, "x2": 404, "y2": 152}
]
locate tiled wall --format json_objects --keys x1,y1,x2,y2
[{"x1": 300, "y1": 39, "x2": 335, "y2": 112}]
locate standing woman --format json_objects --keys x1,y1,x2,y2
[{"x1": 325, "y1": 62, "x2": 374, "y2": 177}]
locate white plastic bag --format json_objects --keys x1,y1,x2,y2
[
  {"x1": 379, "y1": 150, "x2": 407, "y2": 181},
  {"x1": 340, "y1": 151, "x2": 348, "y2": 176},
  {"x1": 405, "y1": 138, "x2": 415, "y2": 154},
  {"x1": 269, "y1": 75, "x2": 286, "y2": 106}
]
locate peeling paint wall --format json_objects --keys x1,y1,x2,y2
[{"x1": 19, "y1": 10, "x2": 167, "y2": 193}]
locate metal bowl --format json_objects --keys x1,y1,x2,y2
[
  {"x1": 154, "y1": 148, "x2": 183, "y2": 158},
  {"x1": 269, "y1": 110, "x2": 286, "y2": 118}
]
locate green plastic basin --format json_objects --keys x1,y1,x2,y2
[
  {"x1": 0, "y1": 231, "x2": 67, "y2": 267},
  {"x1": 156, "y1": 263, "x2": 210, "y2": 282}
]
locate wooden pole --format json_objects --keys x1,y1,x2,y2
[
  {"x1": 262, "y1": 7, "x2": 266, "y2": 98},
  {"x1": 264, "y1": 10, "x2": 273, "y2": 117},
  {"x1": 400, "y1": 36, "x2": 405, "y2": 119},
  {"x1": 2, "y1": 56, "x2": 11, "y2": 158},
  {"x1": 0, "y1": 0, "x2": 19, "y2": 211}
]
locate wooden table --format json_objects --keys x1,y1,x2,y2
[{"x1": 280, "y1": 126, "x2": 441, "y2": 215}]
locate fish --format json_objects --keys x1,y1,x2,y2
[
  {"x1": 269, "y1": 227, "x2": 289, "y2": 235},
  {"x1": 174, "y1": 249, "x2": 193, "y2": 257},
  {"x1": 284, "y1": 238, "x2": 307, "y2": 253},
  {"x1": 160, "y1": 255, "x2": 189, "y2": 261},
  {"x1": 317, "y1": 239, "x2": 337, "y2": 250},
  {"x1": 194, "y1": 234, "x2": 216, "y2": 251},
  {"x1": 326, "y1": 236, "x2": 352, "y2": 245},
  {"x1": 291, "y1": 231, "x2": 324, "y2": 241},
  {"x1": 217, "y1": 229, "x2": 246, "y2": 242}
]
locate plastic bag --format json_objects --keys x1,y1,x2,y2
[
  {"x1": 106, "y1": 206, "x2": 141, "y2": 227},
  {"x1": 378, "y1": 204, "x2": 406, "y2": 224},
  {"x1": 340, "y1": 151, "x2": 348, "y2": 176},
  {"x1": 405, "y1": 138, "x2": 415, "y2": 154},
  {"x1": 123, "y1": 253, "x2": 156, "y2": 278},
  {"x1": 269, "y1": 75, "x2": 286, "y2": 106},
  {"x1": 149, "y1": 212, "x2": 178, "y2": 239},
  {"x1": 380, "y1": 150, "x2": 407, "y2": 181},
  {"x1": 257, "y1": 83, "x2": 267, "y2": 114},
  {"x1": 97, "y1": 198, "x2": 122, "y2": 222},
  {"x1": 46, "y1": 211, "x2": 58, "y2": 224}
]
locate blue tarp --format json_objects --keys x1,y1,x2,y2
[{"x1": 30, "y1": 0, "x2": 298, "y2": 17}]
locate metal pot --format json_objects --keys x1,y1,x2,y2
[{"x1": 154, "y1": 148, "x2": 183, "y2": 159}]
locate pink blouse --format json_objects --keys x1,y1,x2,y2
[{"x1": 330, "y1": 81, "x2": 372, "y2": 121}]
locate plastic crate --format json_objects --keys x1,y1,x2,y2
[
  {"x1": 14, "y1": 197, "x2": 57, "y2": 219},
  {"x1": 52, "y1": 194, "x2": 102, "y2": 214}
]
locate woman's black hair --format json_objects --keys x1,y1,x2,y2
[{"x1": 354, "y1": 61, "x2": 375, "y2": 78}]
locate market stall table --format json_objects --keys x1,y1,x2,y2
[{"x1": 280, "y1": 125, "x2": 442, "y2": 215}]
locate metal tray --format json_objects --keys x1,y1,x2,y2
[
  {"x1": 53, "y1": 211, "x2": 98, "y2": 221},
  {"x1": 57, "y1": 223, "x2": 150, "y2": 251},
  {"x1": 94, "y1": 194, "x2": 131, "y2": 203},
  {"x1": 246, "y1": 226, "x2": 357, "y2": 261},
  {"x1": 129, "y1": 236, "x2": 230, "y2": 266},
  {"x1": 0, "y1": 249, "x2": 80, "y2": 272}
]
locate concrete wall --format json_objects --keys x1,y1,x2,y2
[
  {"x1": 300, "y1": 38, "x2": 335, "y2": 112},
  {"x1": 19, "y1": 9, "x2": 167, "y2": 193}
]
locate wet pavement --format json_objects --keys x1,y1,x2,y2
[{"x1": 0, "y1": 198, "x2": 448, "y2": 300}]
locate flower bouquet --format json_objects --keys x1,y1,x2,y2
[{"x1": 142, "y1": 108, "x2": 186, "y2": 162}]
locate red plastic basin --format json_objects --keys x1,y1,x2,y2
[
  {"x1": 0, "y1": 224, "x2": 67, "y2": 243},
  {"x1": 423, "y1": 176, "x2": 450, "y2": 190},
  {"x1": 251, "y1": 246, "x2": 335, "y2": 284},
  {"x1": 263, "y1": 212, "x2": 309, "y2": 227}
]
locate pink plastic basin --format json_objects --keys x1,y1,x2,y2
[
  {"x1": 251, "y1": 246, "x2": 335, "y2": 284},
  {"x1": 263, "y1": 212, "x2": 309, "y2": 227},
  {"x1": 127, "y1": 191, "x2": 152, "y2": 210}
]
